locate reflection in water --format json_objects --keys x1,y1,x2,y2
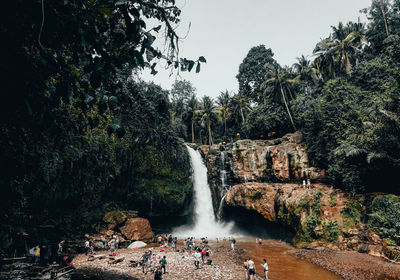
[{"x1": 238, "y1": 238, "x2": 341, "y2": 280}]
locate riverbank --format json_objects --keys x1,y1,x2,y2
[
  {"x1": 72, "y1": 240, "x2": 252, "y2": 280},
  {"x1": 296, "y1": 249, "x2": 400, "y2": 280},
  {"x1": 70, "y1": 239, "x2": 400, "y2": 280}
]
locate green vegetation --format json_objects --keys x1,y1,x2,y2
[
  {"x1": 368, "y1": 195, "x2": 400, "y2": 242},
  {"x1": 341, "y1": 200, "x2": 363, "y2": 229},
  {"x1": 0, "y1": 0, "x2": 202, "y2": 247},
  {"x1": 301, "y1": 214, "x2": 322, "y2": 242},
  {"x1": 249, "y1": 190, "x2": 262, "y2": 199},
  {"x1": 168, "y1": 0, "x2": 400, "y2": 195},
  {"x1": 323, "y1": 220, "x2": 339, "y2": 243},
  {"x1": 311, "y1": 189, "x2": 323, "y2": 215},
  {"x1": 330, "y1": 192, "x2": 337, "y2": 207}
]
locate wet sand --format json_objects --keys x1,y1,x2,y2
[{"x1": 236, "y1": 238, "x2": 341, "y2": 280}]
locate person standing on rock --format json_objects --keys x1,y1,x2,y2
[
  {"x1": 262, "y1": 258, "x2": 269, "y2": 280},
  {"x1": 159, "y1": 256, "x2": 167, "y2": 274},
  {"x1": 307, "y1": 178, "x2": 311, "y2": 189},
  {"x1": 231, "y1": 237, "x2": 236, "y2": 251},
  {"x1": 84, "y1": 240, "x2": 90, "y2": 255},
  {"x1": 109, "y1": 238, "x2": 116, "y2": 256},
  {"x1": 303, "y1": 179, "x2": 306, "y2": 188},
  {"x1": 248, "y1": 258, "x2": 256, "y2": 280},
  {"x1": 115, "y1": 236, "x2": 120, "y2": 250},
  {"x1": 102, "y1": 236, "x2": 107, "y2": 249},
  {"x1": 193, "y1": 249, "x2": 201, "y2": 269}
]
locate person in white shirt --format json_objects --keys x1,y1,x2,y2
[
  {"x1": 193, "y1": 249, "x2": 201, "y2": 269},
  {"x1": 262, "y1": 258, "x2": 269, "y2": 280}
]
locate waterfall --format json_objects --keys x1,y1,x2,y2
[
  {"x1": 173, "y1": 146, "x2": 233, "y2": 238},
  {"x1": 220, "y1": 151, "x2": 228, "y2": 191},
  {"x1": 216, "y1": 194, "x2": 226, "y2": 219}
]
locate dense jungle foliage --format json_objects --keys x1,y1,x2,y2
[
  {"x1": 171, "y1": 0, "x2": 400, "y2": 195},
  {"x1": 0, "y1": 0, "x2": 206, "y2": 248}
]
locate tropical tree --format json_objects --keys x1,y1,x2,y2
[
  {"x1": 230, "y1": 92, "x2": 251, "y2": 126},
  {"x1": 293, "y1": 55, "x2": 319, "y2": 89},
  {"x1": 313, "y1": 22, "x2": 367, "y2": 76},
  {"x1": 200, "y1": 96, "x2": 216, "y2": 145},
  {"x1": 260, "y1": 66, "x2": 297, "y2": 131},
  {"x1": 217, "y1": 90, "x2": 231, "y2": 136},
  {"x1": 236, "y1": 45, "x2": 278, "y2": 103},
  {"x1": 186, "y1": 95, "x2": 199, "y2": 143}
]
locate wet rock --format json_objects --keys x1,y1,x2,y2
[{"x1": 119, "y1": 218, "x2": 154, "y2": 241}]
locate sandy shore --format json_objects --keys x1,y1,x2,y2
[{"x1": 296, "y1": 249, "x2": 400, "y2": 280}]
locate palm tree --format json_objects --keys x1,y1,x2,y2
[
  {"x1": 201, "y1": 96, "x2": 215, "y2": 145},
  {"x1": 187, "y1": 95, "x2": 198, "y2": 143},
  {"x1": 313, "y1": 22, "x2": 367, "y2": 76},
  {"x1": 260, "y1": 66, "x2": 297, "y2": 131},
  {"x1": 217, "y1": 90, "x2": 231, "y2": 136},
  {"x1": 231, "y1": 92, "x2": 251, "y2": 125}
]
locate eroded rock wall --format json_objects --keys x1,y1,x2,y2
[{"x1": 225, "y1": 182, "x2": 392, "y2": 258}]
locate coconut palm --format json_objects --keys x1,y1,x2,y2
[
  {"x1": 313, "y1": 22, "x2": 367, "y2": 76},
  {"x1": 260, "y1": 66, "x2": 297, "y2": 131},
  {"x1": 201, "y1": 96, "x2": 216, "y2": 145},
  {"x1": 187, "y1": 95, "x2": 198, "y2": 143},
  {"x1": 230, "y1": 92, "x2": 251, "y2": 125},
  {"x1": 217, "y1": 90, "x2": 231, "y2": 136}
]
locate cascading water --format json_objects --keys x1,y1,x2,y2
[
  {"x1": 217, "y1": 151, "x2": 229, "y2": 219},
  {"x1": 173, "y1": 146, "x2": 233, "y2": 238}
]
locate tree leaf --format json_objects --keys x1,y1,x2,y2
[
  {"x1": 199, "y1": 56, "x2": 207, "y2": 63},
  {"x1": 188, "y1": 61, "x2": 195, "y2": 72},
  {"x1": 196, "y1": 62, "x2": 201, "y2": 73}
]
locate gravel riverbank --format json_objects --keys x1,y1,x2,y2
[
  {"x1": 296, "y1": 249, "x2": 400, "y2": 280},
  {"x1": 72, "y1": 240, "x2": 260, "y2": 280}
]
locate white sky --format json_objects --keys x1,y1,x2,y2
[{"x1": 141, "y1": 0, "x2": 372, "y2": 98}]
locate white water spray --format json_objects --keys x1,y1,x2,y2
[{"x1": 173, "y1": 146, "x2": 233, "y2": 238}]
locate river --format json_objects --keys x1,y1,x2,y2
[{"x1": 236, "y1": 238, "x2": 341, "y2": 280}]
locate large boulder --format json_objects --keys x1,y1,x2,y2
[
  {"x1": 119, "y1": 218, "x2": 154, "y2": 241},
  {"x1": 103, "y1": 211, "x2": 127, "y2": 229}
]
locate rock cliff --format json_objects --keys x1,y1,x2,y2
[
  {"x1": 193, "y1": 132, "x2": 325, "y2": 212},
  {"x1": 192, "y1": 133, "x2": 400, "y2": 260},
  {"x1": 224, "y1": 182, "x2": 400, "y2": 259}
]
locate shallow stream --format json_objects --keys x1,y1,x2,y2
[{"x1": 236, "y1": 238, "x2": 341, "y2": 280}]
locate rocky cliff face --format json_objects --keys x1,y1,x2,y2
[
  {"x1": 193, "y1": 133, "x2": 399, "y2": 260},
  {"x1": 193, "y1": 132, "x2": 325, "y2": 212},
  {"x1": 224, "y1": 182, "x2": 398, "y2": 259}
]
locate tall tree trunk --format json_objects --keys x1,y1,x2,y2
[
  {"x1": 279, "y1": 81, "x2": 297, "y2": 132},
  {"x1": 224, "y1": 115, "x2": 227, "y2": 136},
  {"x1": 379, "y1": 0, "x2": 390, "y2": 36},
  {"x1": 207, "y1": 117, "x2": 213, "y2": 145},
  {"x1": 240, "y1": 105, "x2": 245, "y2": 123},
  {"x1": 191, "y1": 119, "x2": 195, "y2": 143}
]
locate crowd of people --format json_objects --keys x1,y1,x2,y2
[{"x1": 80, "y1": 234, "x2": 270, "y2": 280}]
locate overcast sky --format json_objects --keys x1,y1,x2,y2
[{"x1": 141, "y1": 0, "x2": 372, "y2": 98}]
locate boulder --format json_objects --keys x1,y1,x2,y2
[
  {"x1": 119, "y1": 218, "x2": 154, "y2": 241},
  {"x1": 103, "y1": 211, "x2": 127, "y2": 230}
]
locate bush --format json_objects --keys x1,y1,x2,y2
[
  {"x1": 369, "y1": 195, "x2": 400, "y2": 241},
  {"x1": 323, "y1": 220, "x2": 339, "y2": 242},
  {"x1": 341, "y1": 200, "x2": 362, "y2": 229},
  {"x1": 301, "y1": 214, "x2": 322, "y2": 241},
  {"x1": 249, "y1": 190, "x2": 262, "y2": 199},
  {"x1": 312, "y1": 189, "x2": 323, "y2": 215}
]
